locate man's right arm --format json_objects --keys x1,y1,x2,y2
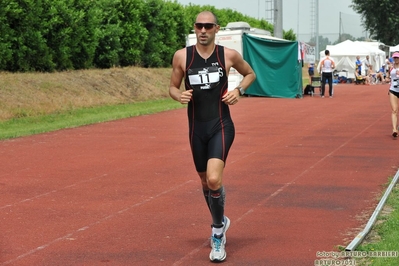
[
  {"x1": 169, "y1": 49, "x2": 193, "y2": 104},
  {"x1": 317, "y1": 58, "x2": 323, "y2": 74}
]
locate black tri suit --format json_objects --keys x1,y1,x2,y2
[{"x1": 185, "y1": 45, "x2": 235, "y2": 173}]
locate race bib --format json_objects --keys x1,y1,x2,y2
[
  {"x1": 187, "y1": 66, "x2": 220, "y2": 90},
  {"x1": 393, "y1": 78, "x2": 398, "y2": 88}
]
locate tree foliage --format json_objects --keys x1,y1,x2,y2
[
  {"x1": 5, "y1": 0, "x2": 54, "y2": 71},
  {"x1": 42, "y1": 0, "x2": 102, "y2": 70},
  {"x1": 283, "y1": 29, "x2": 296, "y2": 42},
  {"x1": 93, "y1": 0, "x2": 124, "y2": 68},
  {"x1": 0, "y1": 1, "x2": 14, "y2": 69},
  {"x1": 0, "y1": 0, "x2": 297, "y2": 72},
  {"x1": 334, "y1": 33, "x2": 356, "y2": 44},
  {"x1": 308, "y1": 35, "x2": 331, "y2": 52},
  {"x1": 351, "y1": 0, "x2": 399, "y2": 45},
  {"x1": 182, "y1": 4, "x2": 282, "y2": 39},
  {"x1": 118, "y1": 0, "x2": 148, "y2": 66},
  {"x1": 140, "y1": 0, "x2": 187, "y2": 67}
]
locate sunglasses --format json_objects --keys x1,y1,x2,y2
[{"x1": 194, "y1": 23, "x2": 216, "y2": 30}]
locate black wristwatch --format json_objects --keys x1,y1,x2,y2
[{"x1": 236, "y1": 87, "x2": 245, "y2": 96}]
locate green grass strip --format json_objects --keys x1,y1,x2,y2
[
  {"x1": 354, "y1": 178, "x2": 399, "y2": 265},
  {"x1": 0, "y1": 98, "x2": 183, "y2": 140}
]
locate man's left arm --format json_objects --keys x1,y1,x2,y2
[{"x1": 227, "y1": 48, "x2": 256, "y2": 94}]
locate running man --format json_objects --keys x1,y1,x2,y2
[{"x1": 169, "y1": 11, "x2": 256, "y2": 262}]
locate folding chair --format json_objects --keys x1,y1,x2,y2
[{"x1": 310, "y1": 76, "x2": 321, "y2": 97}]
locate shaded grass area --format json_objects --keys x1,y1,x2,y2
[{"x1": 0, "y1": 98, "x2": 183, "y2": 140}]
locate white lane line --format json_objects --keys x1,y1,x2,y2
[
  {"x1": 1, "y1": 180, "x2": 194, "y2": 265},
  {"x1": 173, "y1": 117, "x2": 380, "y2": 264},
  {"x1": 0, "y1": 174, "x2": 108, "y2": 210}
]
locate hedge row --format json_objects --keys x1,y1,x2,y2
[{"x1": 0, "y1": 0, "x2": 275, "y2": 72}]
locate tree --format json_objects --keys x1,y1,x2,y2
[
  {"x1": 283, "y1": 29, "x2": 296, "y2": 41},
  {"x1": 309, "y1": 35, "x2": 331, "y2": 52},
  {"x1": 5, "y1": 0, "x2": 54, "y2": 71},
  {"x1": 117, "y1": 0, "x2": 148, "y2": 67},
  {"x1": 0, "y1": 0, "x2": 299, "y2": 72},
  {"x1": 41, "y1": 0, "x2": 102, "y2": 70},
  {"x1": 67, "y1": 0, "x2": 103, "y2": 69},
  {"x1": 183, "y1": 4, "x2": 274, "y2": 37},
  {"x1": 93, "y1": 0, "x2": 124, "y2": 68},
  {"x1": 334, "y1": 33, "x2": 356, "y2": 44},
  {"x1": 141, "y1": 0, "x2": 187, "y2": 67},
  {"x1": 41, "y1": 0, "x2": 76, "y2": 70},
  {"x1": 0, "y1": 1, "x2": 14, "y2": 69},
  {"x1": 351, "y1": 0, "x2": 399, "y2": 45}
]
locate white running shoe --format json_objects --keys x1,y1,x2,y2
[
  {"x1": 222, "y1": 216, "x2": 230, "y2": 243},
  {"x1": 209, "y1": 216, "x2": 230, "y2": 247},
  {"x1": 209, "y1": 234, "x2": 226, "y2": 262}
]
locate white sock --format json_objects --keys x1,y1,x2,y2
[{"x1": 212, "y1": 226, "x2": 223, "y2": 236}]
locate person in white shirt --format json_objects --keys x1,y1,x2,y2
[
  {"x1": 363, "y1": 55, "x2": 371, "y2": 76},
  {"x1": 318, "y1": 50, "x2": 335, "y2": 98}
]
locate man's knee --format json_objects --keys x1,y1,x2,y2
[
  {"x1": 199, "y1": 171, "x2": 222, "y2": 190},
  {"x1": 207, "y1": 174, "x2": 222, "y2": 190}
]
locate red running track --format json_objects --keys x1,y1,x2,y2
[{"x1": 1, "y1": 83, "x2": 398, "y2": 265}]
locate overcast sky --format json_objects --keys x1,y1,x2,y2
[{"x1": 176, "y1": 0, "x2": 365, "y2": 43}]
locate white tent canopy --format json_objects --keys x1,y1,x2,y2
[
  {"x1": 355, "y1": 41, "x2": 385, "y2": 71},
  {"x1": 389, "y1": 44, "x2": 399, "y2": 54},
  {"x1": 319, "y1": 40, "x2": 386, "y2": 79}
]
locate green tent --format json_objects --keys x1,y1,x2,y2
[{"x1": 242, "y1": 34, "x2": 303, "y2": 98}]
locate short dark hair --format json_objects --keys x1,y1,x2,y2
[
  {"x1": 211, "y1": 12, "x2": 219, "y2": 25},
  {"x1": 196, "y1": 11, "x2": 219, "y2": 25},
  {"x1": 325, "y1": 50, "x2": 330, "y2": 55}
]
